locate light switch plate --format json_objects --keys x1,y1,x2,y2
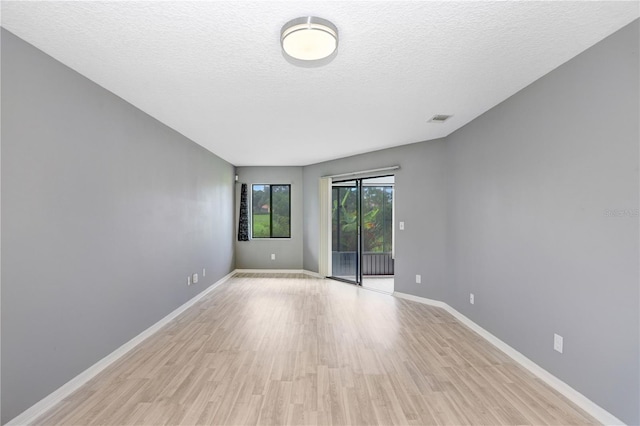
[{"x1": 554, "y1": 333, "x2": 563, "y2": 353}]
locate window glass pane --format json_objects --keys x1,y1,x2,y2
[
  {"x1": 383, "y1": 187, "x2": 393, "y2": 253},
  {"x1": 363, "y1": 187, "x2": 379, "y2": 252},
  {"x1": 362, "y1": 186, "x2": 393, "y2": 253},
  {"x1": 338, "y1": 186, "x2": 358, "y2": 252},
  {"x1": 331, "y1": 187, "x2": 339, "y2": 251},
  {"x1": 271, "y1": 185, "x2": 291, "y2": 238},
  {"x1": 252, "y1": 184, "x2": 270, "y2": 238}
]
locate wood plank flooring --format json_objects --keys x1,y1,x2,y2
[{"x1": 34, "y1": 274, "x2": 598, "y2": 425}]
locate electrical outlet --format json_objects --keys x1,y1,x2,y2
[
  {"x1": 415, "y1": 274, "x2": 421, "y2": 284},
  {"x1": 202, "y1": 268, "x2": 206, "y2": 277},
  {"x1": 187, "y1": 276, "x2": 191, "y2": 286},
  {"x1": 554, "y1": 334, "x2": 563, "y2": 353},
  {"x1": 470, "y1": 293, "x2": 474, "y2": 304},
  {"x1": 399, "y1": 221, "x2": 405, "y2": 230},
  {"x1": 271, "y1": 253, "x2": 276, "y2": 260},
  {"x1": 193, "y1": 273, "x2": 198, "y2": 284}
]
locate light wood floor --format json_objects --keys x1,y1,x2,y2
[
  {"x1": 34, "y1": 274, "x2": 598, "y2": 425},
  {"x1": 362, "y1": 277, "x2": 394, "y2": 294}
]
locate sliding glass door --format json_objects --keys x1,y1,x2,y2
[
  {"x1": 330, "y1": 175, "x2": 395, "y2": 287},
  {"x1": 331, "y1": 179, "x2": 361, "y2": 284}
]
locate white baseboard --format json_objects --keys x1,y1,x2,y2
[
  {"x1": 393, "y1": 291, "x2": 448, "y2": 309},
  {"x1": 6, "y1": 270, "x2": 236, "y2": 426},
  {"x1": 234, "y1": 268, "x2": 303, "y2": 274},
  {"x1": 234, "y1": 268, "x2": 323, "y2": 279},
  {"x1": 393, "y1": 291, "x2": 625, "y2": 426},
  {"x1": 302, "y1": 269, "x2": 323, "y2": 278}
]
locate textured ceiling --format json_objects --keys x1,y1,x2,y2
[{"x1": 1, "y1": 1, "x2": 638, "y2": 166}]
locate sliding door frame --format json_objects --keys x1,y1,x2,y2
[
  {"x1": 329, "y1": 174, "x2": 395, "y2": 286},
  {"x1": 318, "y1": 165, "x2": 399, "y2": 282}
]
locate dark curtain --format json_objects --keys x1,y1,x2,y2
[{"x1": 238, "y1": 183, "x2": 249, "y2": 241}]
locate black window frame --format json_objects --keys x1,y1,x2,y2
[{"x1": 251, "y1": 184, "x2": 291, "y2": 239}]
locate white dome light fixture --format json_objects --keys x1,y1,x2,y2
[{"x1": 281, "y1": 17, "x2": 338, "y2": 65}]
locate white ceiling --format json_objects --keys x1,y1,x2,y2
[{"x1": 1, "y1": 1, "x2": 638, "y2": 166}]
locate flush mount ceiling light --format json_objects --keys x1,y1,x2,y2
[{"x1": 281, "y1": 17, "x2": 338, "y2": 64}]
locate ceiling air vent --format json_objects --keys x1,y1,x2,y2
[{"x1": 428, "y1": 114, "x2": 452, "y2": 123}]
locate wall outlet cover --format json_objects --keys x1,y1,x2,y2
[
  {"x1": 470, "y1": 293, "x2": 475, "y2": 304},
  {"x1": 193, "y1": 273, "x2": 198, "y2": 284},
  {"x1": 554, "y1": 333, "x2": 564, "y2": 353},
  {"x1": 416, "y1": 274, "x2": 421, "y2": 284}
]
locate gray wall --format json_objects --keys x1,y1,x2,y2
[
  {"x1": 302, "y1": 140, "x2": 449, "y2": 300},
  {"x1": 445, "y1": 20, "x2": 639, "y2": 425},
  {"x1": 235, "y1": 167, "x2": 304, "y2": 269},
  {"x1": 1, "y1": 29, "x2": 236, "y2": 423}
]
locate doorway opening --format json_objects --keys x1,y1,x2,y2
[{"x1": 330, "y1": 175, "x2": 394, "y2": 293}]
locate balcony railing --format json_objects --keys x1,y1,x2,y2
[{"x1": 332, "y1": 251, "x2": 394, "y2": 276}]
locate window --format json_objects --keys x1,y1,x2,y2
[{"x1": 252, "y1": 184, "x2": 291, "y2": 238}]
